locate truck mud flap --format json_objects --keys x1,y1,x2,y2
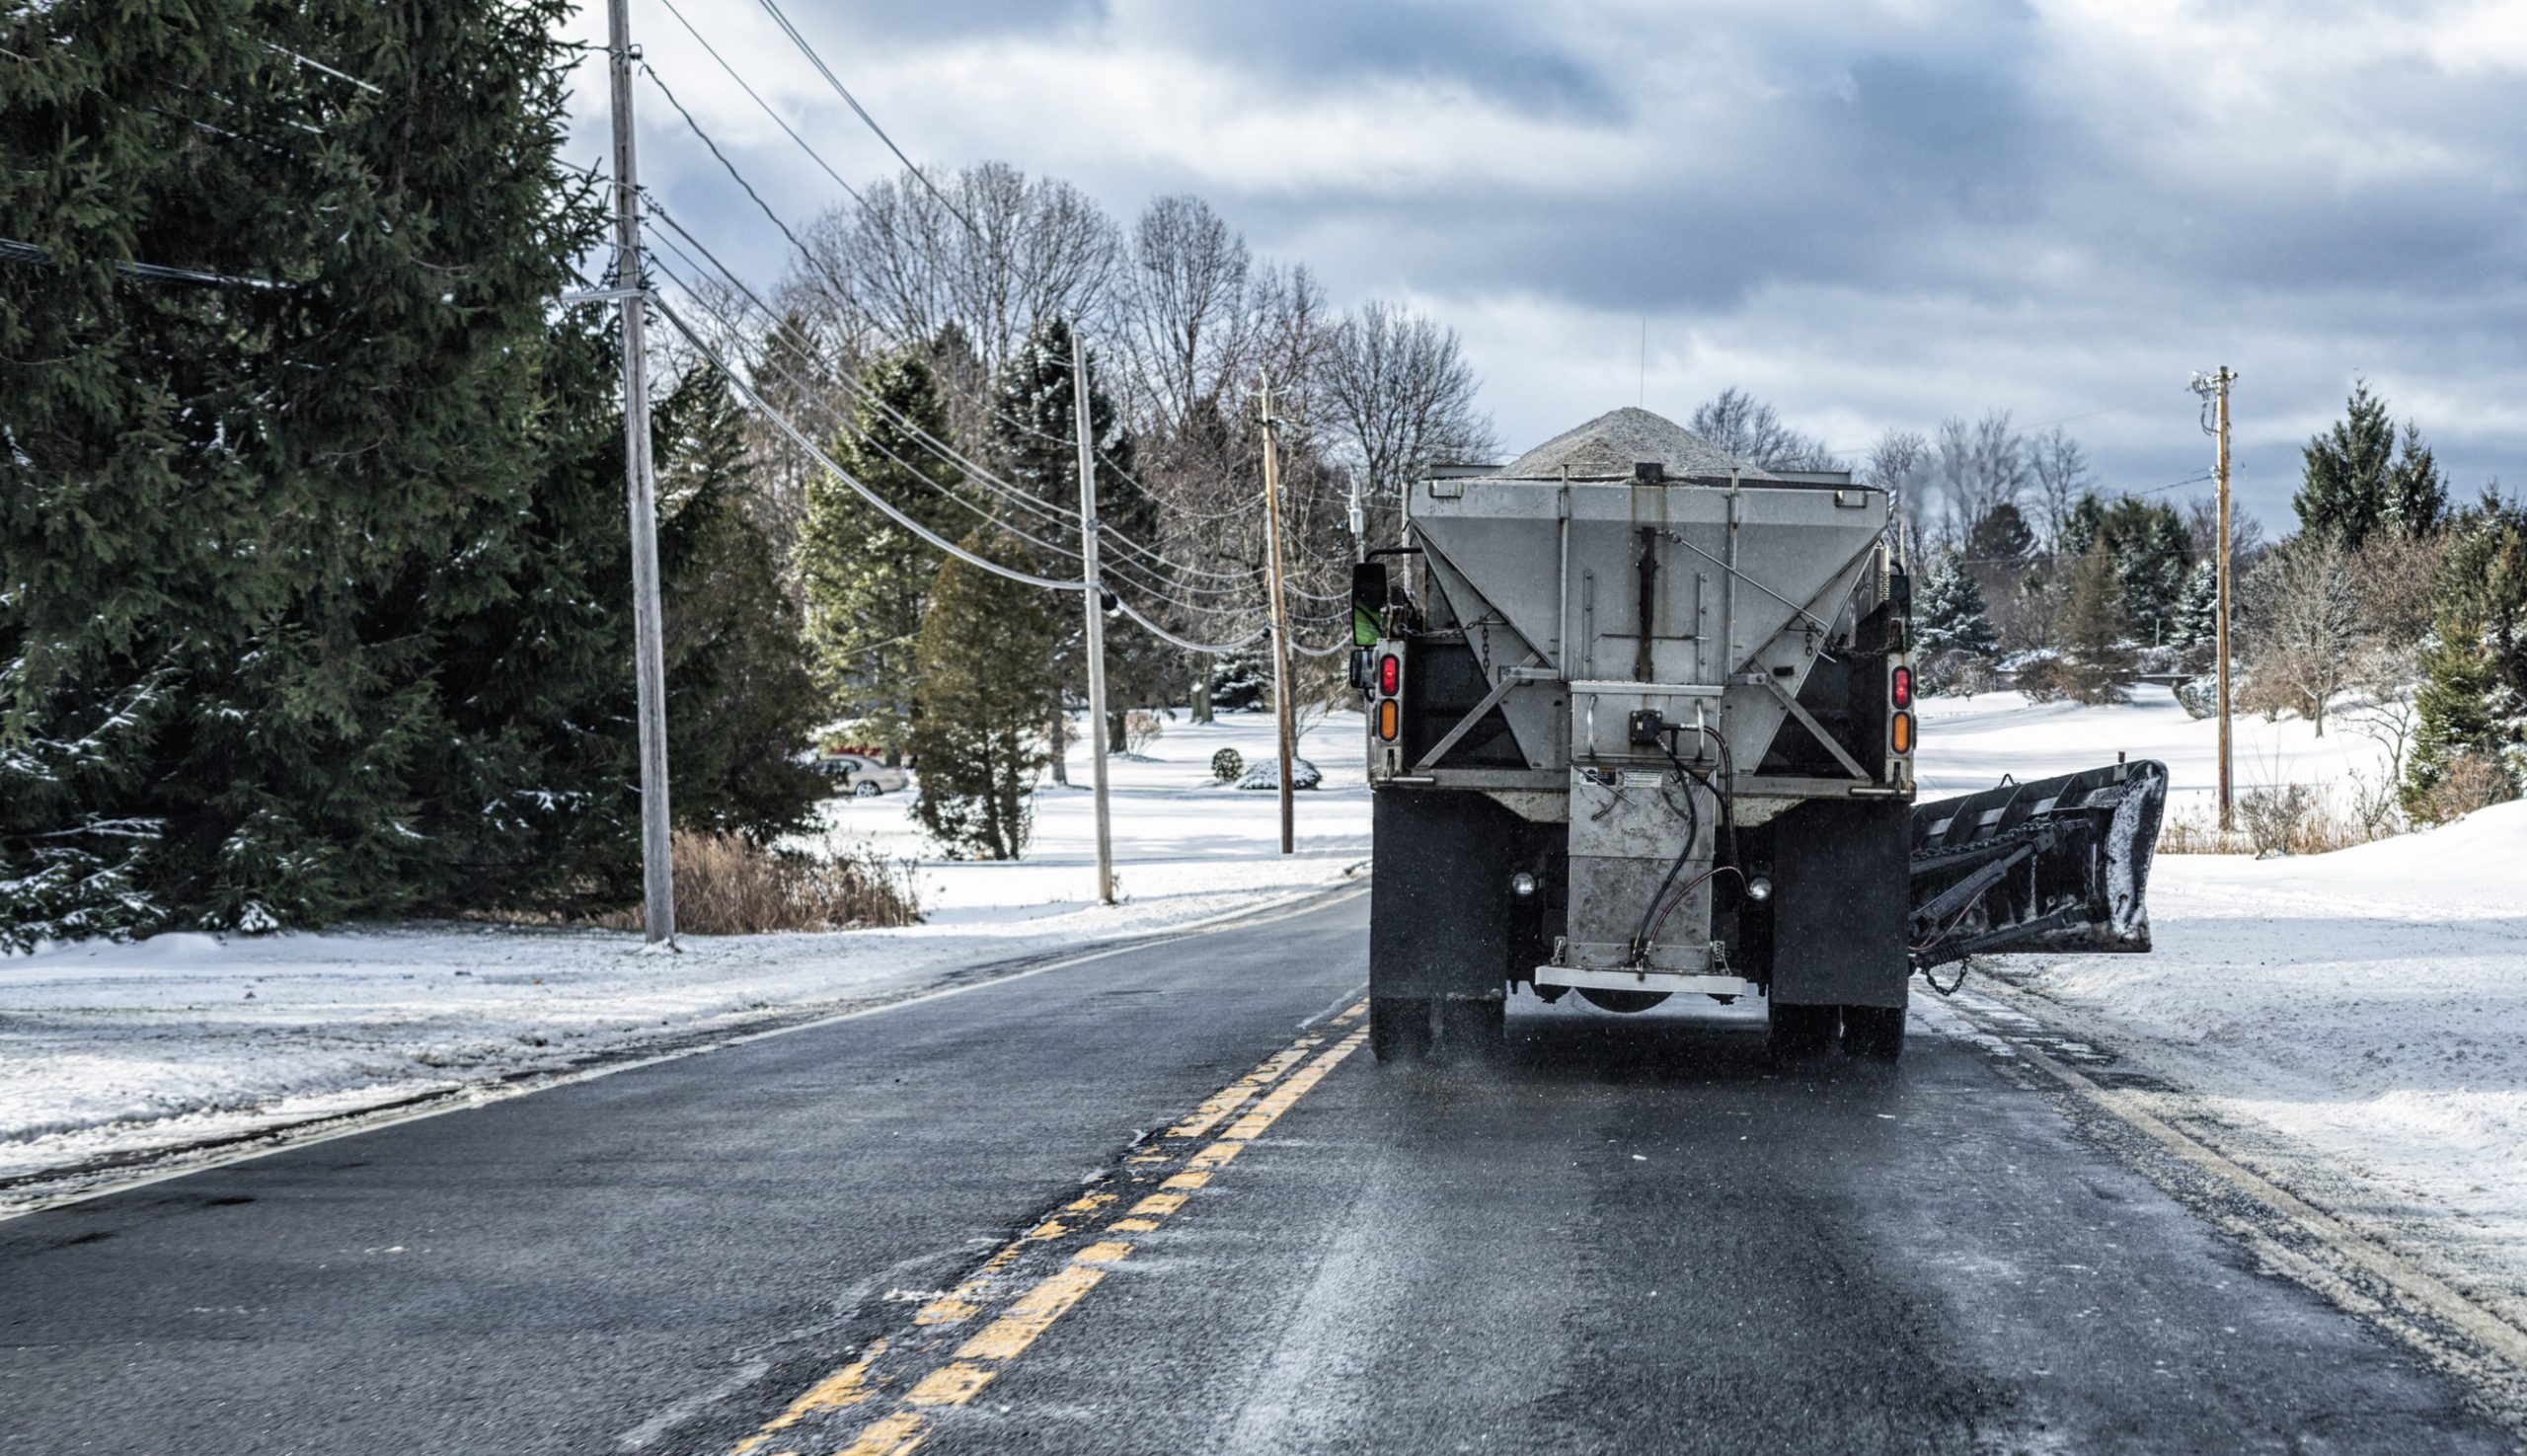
[{"x1": 1907, "y1": 760, "x2": 2169, "y2": 970}]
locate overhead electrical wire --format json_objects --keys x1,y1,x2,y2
[
  {"x1": 634, "y1": 197, "x2": 1269, "y2": 605},
  {"x1": 748, "y1": 0, "x2": 994, "y2": 247},
  {"x1": 646, "y1": 249, "x2": 1272, "y2": 623},
  {"x1": 653, "y1": 0, "x2": 865, "y2": 206}
]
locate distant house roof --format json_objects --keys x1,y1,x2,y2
[{"x1": 1495, "y1": 406, "x2": 1777, "y2": 482}]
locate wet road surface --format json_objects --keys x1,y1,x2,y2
[{"x1": 1, "y1": 890, "x2": 2511, "y2": 1453}]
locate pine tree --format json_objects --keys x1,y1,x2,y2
[
  {"x1": 653, "y1": 367, "x2": 827, "y2": 840},
  {"x1": 2403, "y1": 491, "x2": 2527, "y2": 817},
  {"x1": 2056, "y1": 542, "x2": 2134, "y2": 704},
  {"x1": 797, "y1": 349, "x2": 968, "y2": 760},
  {"x1": 910, "y1": 531, "x2": 1059, "y2": 860},
  {"x1": 2097, "y1": 497, "x2": 2192, "y2": 644},
  {"x1": 2172, "y1": 559, "x2": 2218, "y2": 651},
  {"x1": 989, "y1": 318, "x2": 1157, "y2": 776},
  {"x1": 1964, "y1": 502, "x2": 2036, "y2": 570},
  {"x1": 1915, "y1": 555, "x2": 2000, "y2": 660},
  {"x1": 2294, "y1": 381, "x2": 2399, "y2": 548},
  {"x1": 0, "y1": 2, "x2": 813, "y2": 945},
  {"x1": 2384, "y1": 421, "x2": 2450, "y2": 537}
]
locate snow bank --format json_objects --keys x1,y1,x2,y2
[
  {"x1": 1, "y1": 711, "x2": 1369, "y2": 1193},
  {"x1": 1919, "y1": 687, "x2": 2527, "y2": 1312}
]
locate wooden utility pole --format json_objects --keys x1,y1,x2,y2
[
  {"x1": 607, "y1": 0, "x2": 675, "y2": 945},
  {"x1": 1260, "y1": 380, "x2": 1297, "y2": 855},
  {"x1": 1071, "y1": 331, "x2": 1115, "y2": 905},
  {"x1": 2211, "y1": 366, "x2": 2237, "y2": 834}
]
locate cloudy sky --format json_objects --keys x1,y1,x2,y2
[{"x1": 565, "y1": 0, "x2": 2527, "y2": 530}]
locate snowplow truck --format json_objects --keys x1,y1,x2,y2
[{"x1": 1351, "y1": 409, "x2": 2168, "y2": 1062}]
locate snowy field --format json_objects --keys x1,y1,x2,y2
[
  {"x1": 1913, "y1": 685, "x2": 2392, "y2": 816},
  {"x1": 1917, "y1": 685, "x2": 2527, "y2": 1316},
  {"x1": 0, "y1": 710, "x2": 1367, "y2": 1196}
]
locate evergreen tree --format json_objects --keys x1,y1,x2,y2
[
  {"x1": 2294, "y1": 381, "x2": 2399, "y2": 547},
  {"x1": 1915, "y1": 555, "x2": 2001, "y2": 660},
  {"x1": 652, "y1": 367, "x2": 827, "y2": 840},
  {"x1": 0, "y1": 3, "x2": 815, "y2": 946},
  {"x1": 2384, "y1": 421, "x2": 2450, "y2": 537},
  {"x1": 797, "y1": 348, "x2": 967, "y2": 760},
  {"x1": 2403, "y1": 491, "x2": 2527, "y2": 817},
  {"x1": 2171, "y1": 559, "x2": 2219, "y2": 651},
  {"x1": 989, "y1": 319, "x2": 1163, "y2": 773},
  {"x1": 910, "y1": 531, "x2": 1059, "y2": 860},
  {"x1": 2097, "y1": 497, "x2": 2192, "y2": 644},
  {"x1": 2056, "y1": 542, "x2": 2134, "y2": 704},
  {"x1": 1964, "y1": 502, "x2": 2036, "y2": 570}
]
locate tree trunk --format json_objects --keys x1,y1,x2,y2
[
  {"x1": 1190, "y1": 673, "x2": 1212, "y2": 724},
  {"x1": 1048, "y1": 708, "x2": 1069, "y2": 786}
]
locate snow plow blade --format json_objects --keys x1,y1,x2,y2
[{"x1": 1906, "y1": 760, "x2": 2169, "y2": 970}]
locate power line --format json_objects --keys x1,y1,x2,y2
[
  {"x1": 616, "y1": 76, "x2": 1276, "y2": 595},
  {"x1": 655, "y1": 295, "x2": 1088, "y2": 593},
  {"x1": 640, "y1": 61, "x2": 817, "y2": 266},
  {"x1": 0, "y1": 237, "x2": 288, "y2": 289},
  {"x1": 748, "y1": 0, "x2": 992, "y2": 247},
  {"x1": 259, "y1": 39, "x2": 381, "y2": 95},
  {"x1": 647, "y1": 249, "x2": 1263, "y2": 621},
  {"x1": 653, "y1": 0, "x2": 864, "y2": 207},
  {"x1": 635, "y1": 202, "x2": 1267, "y2": 602}
]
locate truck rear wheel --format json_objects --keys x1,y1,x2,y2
[
  {"x1": 1841, "y1": 1005, "x2": 1906, "y2": 1060},
  {"x1": 1370, "y1": 996, "x2": 1433, "y2": 1062},
  {"x1": 1767, "y1": 1002, "x2": 1838, "y2": 1060}
]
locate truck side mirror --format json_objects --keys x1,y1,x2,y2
[{"x1": 1350, "y1": 562, "x2": 1389, "y2": 647}]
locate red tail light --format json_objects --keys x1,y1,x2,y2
[
  {"x1": 1379, "y1": 653, "x2": 1400, "y2": 696},
  {"x1": 1891, "y1": 664, "x2": 1912, "y2": 709}
]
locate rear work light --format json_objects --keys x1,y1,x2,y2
[
  {"x1": 1376, "y1": 699, "x2": 1401, "y2": 741},
  {"x1": 1890, "y1": 711, "x2": 1914, "y2": 755},
  {"x1": 1891, "y1": 664, "x2": 1912, "y2": 709},
  {"x1": 1379, "y1": 653, "x2": 1400, "y2": 696}
]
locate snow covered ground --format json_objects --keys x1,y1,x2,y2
[
  {"x1": 1917, "y1": 686, "x2": 2527, "y2": 1317},
  {"x1": 1913, "y1": 684, "x2": 2392, "y2": 817},
  {"x1": 0, "y1": 710, "x2": 1368, "y2": 1197}
]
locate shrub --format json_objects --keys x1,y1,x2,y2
[
  {"x1": 1123, "y1": 710, "x2": 1165, "y2": 755},
  {"x1": 1210, "y1": 748, "x2": 1244, "y2": 783},
  {"x1": 1916, "y1": 650, "x2": 1994, "y2": 699},
  {"x1": 2419, "y1": 751, "x2": 2516, "y2": 824},
  {"x1": 599, "y1": 831, "x2": 921, "y2": 935},
  {"x1": 2238, "y1": 783, "x2": 2318, "y2": 856}
]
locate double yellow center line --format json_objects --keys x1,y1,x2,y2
[{"x1": 729, "y1": 1002, "x2": 1371, "y2": 1456}]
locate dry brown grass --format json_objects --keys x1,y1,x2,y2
[
  {"x1": 2156, "y1": 787, "x2": 2391, "y2": 857},
  {"x1": 598, "y1": 831, "x2": 921, "y2": 936},
  {"x1": 2418, "y1": 752, "x2": 2516, "y2": 825}
]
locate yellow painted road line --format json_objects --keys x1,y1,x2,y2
[{"x1": 722, "y1": 1009, "x2": 1369, "y2": 1455}]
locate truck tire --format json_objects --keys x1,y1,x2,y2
[
  {"x1": 1841, "y1": 1005, "x2": 1906, "y2": 1061},
  {"x1": 1767, "y1": 1001, "x2": 1838, "y2": 1060},
  {"x1": 1370, "y1": 996, "x2": 1433, "y2": 1062}
]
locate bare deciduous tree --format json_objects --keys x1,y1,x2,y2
[
  {"x1": 1928, "y1": 412, "x2": 2032, "y2": 549},
  {"x1": 1119, "y1": 195, "x2": 1254, "y2": 434},
  {"x1": 1687, "y1": 387, "x2": 1837, "y2": 471},
  {"x1": 2240, "y1": 533, "x2": 2362, "y2": 736},
  {"x1": 1322, "y1": 300, "x2": 1495, "y2": 520},
  {"x1": 2029, "y1": 426, "x2": 2094, "y2": 552},
  {"x1": 1862, "y1": 427, "x2": 1932, "y2": 561}
]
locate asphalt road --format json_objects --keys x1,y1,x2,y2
[{"x1": 0, "y1": 888, "x2": 2511, "y2": 1454}]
